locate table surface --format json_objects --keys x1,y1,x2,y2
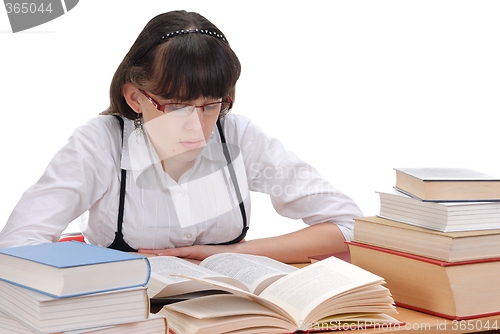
[{"x1": 359, "y1": 307, "x2": 500, "y2": 334}]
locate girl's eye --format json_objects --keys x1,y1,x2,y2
[
  {"x1": 204, "y1": 102, "x2": 222, "y2": 114},
  {"x1": 164, "y1": 104, "x2": 189, "y2": 113},
  {"x1": 168, "y1": 104, "x2": 187, "y2": 111}
]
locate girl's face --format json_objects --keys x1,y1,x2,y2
[{"x1": 138, "y1": 91, "x2": 221, "y2": 164}]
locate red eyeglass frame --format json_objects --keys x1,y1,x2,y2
[{"x1": 138, "y1": 89, "x2": 233, "y2": 113}]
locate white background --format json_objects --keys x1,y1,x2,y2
[{"x1": 1, "y1": 1, "x2": 499, "y2": 240}]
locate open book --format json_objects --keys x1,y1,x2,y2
[
  {"x1": 147, "y1": 253, "x2": 298, "y2": 300},
  {"x1": 149, "y1": 253, "x2": 400, "y2": 333}
]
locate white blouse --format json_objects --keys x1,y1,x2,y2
[{"x1": 0, "y1": 114, "x2": 362, "y2": 249}]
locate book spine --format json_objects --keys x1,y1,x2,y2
[{"x1": 346, "y1": 241, "x2": 500, "y2": 267}]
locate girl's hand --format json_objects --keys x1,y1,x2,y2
[{"x1": 138, "y1": 244, "x2": 233, "y2": 261}]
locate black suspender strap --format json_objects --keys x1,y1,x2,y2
[
  {"x1": 211, "y1": 118, "x2": 249, "y2": 245},
  {"x1": 108, "y1": 115, "x2": 137, "y2": 252}
]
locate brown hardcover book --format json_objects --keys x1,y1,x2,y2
[
  {"x1": 353, "y1": 216, "x2": 500, "y2": 262},
  {"x1": 394, "y1": 168, "x2": 500, "y2": 202},
  {"x1": 347, "y1": 241, "x2": 500, "y2": 320}
]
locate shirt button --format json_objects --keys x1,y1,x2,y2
[{"x1": 185, "y1": 233, "x2": 193, "y2": 239}]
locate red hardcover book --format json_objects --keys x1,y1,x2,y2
[{"x1": 347, "y1": 241, "x2": 500, "y2": 320}]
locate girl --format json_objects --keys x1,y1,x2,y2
[{"x1": 0, "y1": 10, "x2": 362, "y2": 263}]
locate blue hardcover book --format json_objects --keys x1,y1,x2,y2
[{"x1": 0, "y1": 241, "x2": 151, "y2": 298}]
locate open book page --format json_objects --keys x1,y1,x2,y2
[
  {"x1": 160, "y1": 294, "x2": 297, "y2": 333},
  {"x1": 168, "y1": 274, "x2": 295, "y2": 323},
  {"x1": 259, "y1": 256, "x2": 396, "y2": 324},
  {"x1": 161, "y1": 308, "x2": 294, "y2": 334},
  {"x1": 199, "y1": 253, "x2": 297, "y2": 294},
  {"x1": 162, "y1": 294, "x2": 287, "y2": 320},
  {"x1": 303, "y1": 284, "x2": 397, "y2": 326},
  {"x1": 320, "y1": 312, "x2": 401, "y2": 324},
  {"x1": 148, "y1": 256, "x2": 248, "y2": 298}
]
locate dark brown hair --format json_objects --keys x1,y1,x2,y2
[{"x1": 103, "y1": 10, "x2": 241, "y2": 120}]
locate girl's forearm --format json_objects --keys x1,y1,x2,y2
[{"x1": 234, "y1": 222, "x2": 349, "y2": 263}]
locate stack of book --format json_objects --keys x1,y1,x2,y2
[
  {"x1": 0, "y1": 241, "x2": 168, "y2": 333},
  {"x1": 348, "y1": 167, "x2": 500, "y2": 321}
]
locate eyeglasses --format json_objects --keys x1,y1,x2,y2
[{"x1": 138, "y1": 89, "x2": 232, "y2": 117}]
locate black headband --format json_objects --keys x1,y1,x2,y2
[{"x1": 160, "y1": 29, "x2": 227, "y2": 43}]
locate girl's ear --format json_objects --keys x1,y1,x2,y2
[{"x1": 122, "y1": 83, "x2": 142, "y2": 114}]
